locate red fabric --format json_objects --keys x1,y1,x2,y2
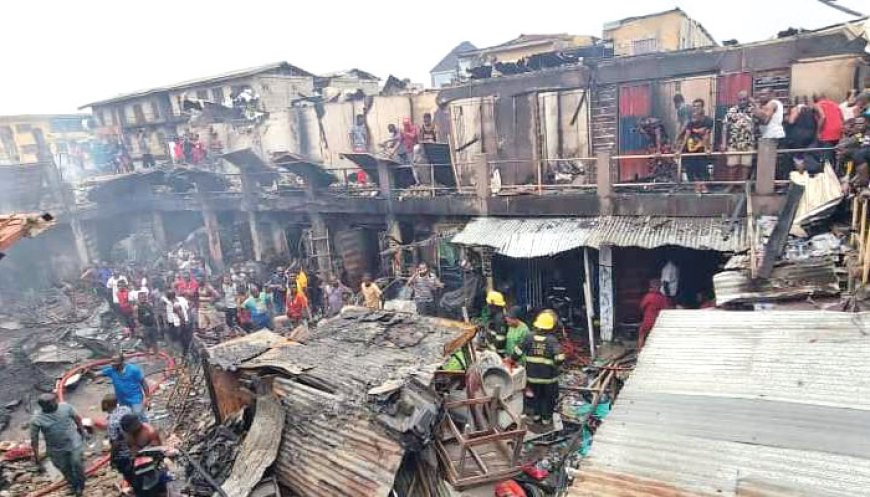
[
  {"x1": 817, "y1": 99, "x2": 844, "y2": 142},
  {"x1": 400, "y1": 120, "x2": 419, "y2": 152},
  {"x1": 117, "y1": 288, "x2": 132, "y2": 313},
  {"x1": 286, "y1": 293, "x2": 309, "y2": 319},
  {"x1": 495, "y1": 480, "x2": 527, "y2": 497},
  {"x1": 4, "y1": 445, "x2": 33, "y2": 461},
  {"x1": 639, "y1": 290, "x2": 671, "y2": 338},
  {"x1": 175, "y1": 278, "x2": 199, "y2": 299}
]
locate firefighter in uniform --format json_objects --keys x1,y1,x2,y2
[
  {"x1": 512, "y1": 310, "x2": 564, "y2": 424},
  {"x1": 484, "y1": 291, "x2": 508, "y2": 355}
]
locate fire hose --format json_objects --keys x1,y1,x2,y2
[{"x1": 26, "y1": 352, "x2": 176, "y2": 497}]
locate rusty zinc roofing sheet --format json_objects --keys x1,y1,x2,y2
[
  {"x1": 451, "y1": 216, "x2": 746, "y2": 258},
  {"x1": 569, "y1": 310, "x2": 870, "y2": 497},
  {"x1": 204, "y1": 329, "x2": 289, "y2": 371},
  {"x1": 0, "y1": 213, "x2": 55, "y2": 255},
  {"x1": 238, "y1": 308, "x2": 476, "y2": 497},
  {"x1": 219, "y1": 395, "x2": 285, "y2": 497}
]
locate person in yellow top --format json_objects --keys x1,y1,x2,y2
[
  {"x1": 295, "y1": 269, "x2": 308, "y2": 295},
  {"x1": 360, "y1": 273, "x2": 382, "y2": 310}
]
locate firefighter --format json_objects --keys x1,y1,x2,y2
[
  {"x1": 484, "y1": 291, "x2": 507, "y2": 354},
  {"x1": 513, "y1": 310, "x2": 564, "y2": 424}
]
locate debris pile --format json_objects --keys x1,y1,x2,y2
[{"x1": 183, "y1": 409, "x2": 247, "y2": 496}]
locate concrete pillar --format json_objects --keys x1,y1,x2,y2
[
  {"x1": 376, "y1": 158, "x2": 393, "y2": 199},
  {"x1": 239, "y1": 171, "x2": 264, "y2": 262},
  {"x1": 598, "y1": 245, "x2": 614, "y2": 342},
  {"x1": 202, "y1": 209, "x2": 224, "y2": 271},
  {"x1": 70, "y1": 217, "x2": 91, "y2": 268},
  {"x1": 151, "y1": 211, "x2": 167, "y2": 250},
  {"x1": 271, "y1": 223, "x2": 289, "y2": 257},
  {"x1": 756, "y1": 138, "x2": 777, "y2": 196},
  {"x1": 596, "y1": 150, "x2": 613, "y2": 216}
]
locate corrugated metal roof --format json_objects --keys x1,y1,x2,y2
[
  {"x1": 451, "y1": 217, "x2": 600, "y2": 258},
  {"x1": 238, "y1": 308, "x2": 477, "y2": 497},
  {"x1": 219, "y1": 395, "x2": 285, "y2": 497},
  {"x1": 589, "y1": 216, "x2": 746, "y2": 252},
  {"x1": 451, "y1": 216, "x2": 746, "y2": 257},
  {"x1": 0, "y1": 213, "x2": 55, "y2": 256},
  {"x1": 204, "y1": 330, "x2": 289, "y2": 371},
  {"x1": 569, "y1": 310, "x2": 870, "y2": 497},
  {"x1": 714, "y1": 257, "x2": 840, "y2": 306}
]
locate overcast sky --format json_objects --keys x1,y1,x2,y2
[{"x1": 0, "y1": 0, "x2": 863, "y2": 115}]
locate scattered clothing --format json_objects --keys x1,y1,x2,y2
[{"x1": 243, "y1": 293, "x2": 271, "y2": 330}]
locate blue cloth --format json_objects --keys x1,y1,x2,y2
[
  {"x1": 101, "y1": 364, "x2": 145, "y2": 406},
  {"x1": 97, "y1": 267, "x2": 111, "y2": 286}
]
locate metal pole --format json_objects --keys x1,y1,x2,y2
[
  {"x1": 175, "y1": 446, "x2": 230, "y2": 497},
  {"x1": 582, "y1": 248, "x2": 596, "y2": 360}
]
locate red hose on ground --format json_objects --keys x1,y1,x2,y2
[{"x1": 26, "y1": 352, "x2": 176, "y2": 497}]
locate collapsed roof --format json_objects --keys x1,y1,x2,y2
[{"x1": 203, "y1": 308, "x2": 476, "y2": 497}]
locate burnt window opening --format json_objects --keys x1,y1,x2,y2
[
  {"x1": 196, "y1": 89, "x2": 209, "y2": 101},
  {"x1": 212, "y1": 87, "x2": 225, "y2": 103},
  {"x1": 150, "y1": 101, "x2": 161, "y2": 120},
  {"x1": 133, "y1": 104, "x2": 146, "y2": 124}
]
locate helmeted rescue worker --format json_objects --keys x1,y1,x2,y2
[
  {"x1": 512, "y1": 310, "x2": 564, "y2": 424},
  {"x1": 484, "y1": 291, "x2": 507, "y2": 354}
]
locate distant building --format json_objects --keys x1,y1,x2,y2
[
  {"x1": 80, "y1": 62, "x2": 315, "y2": 164},
  {"x1": 430, "y1": 41, "x2": 477, "y2": 88},
  {"x1": 603, "y1": 7, "x2": 716, "y2": 56},
  {"x1": 0, "y1": 114, "x2": 93, "y2": 166},
  {"x1": 458, "y1": 34, "x2": 598, "y2": 68},
  {"x1": 316, "y1": 69, "x2": 381, "y2": 99}
]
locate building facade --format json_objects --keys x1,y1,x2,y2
[
  {"x1": 0, "y1": 114, "x2": 93, "y2": 166},
  {"x1": 81, "y1": 62, "x2": 315, "y2": 167},
  {"x1": 603, "y1": 7, "x2": 717, "y2": 56}
]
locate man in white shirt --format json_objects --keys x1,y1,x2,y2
[
  {"x1": 660, "y1": 261, "x2": 679, "y2": 299},
  {"x1": 161, "y1": 291, "x2": 190, "y2": 351},
  {"x1": 106, "y1": 272, "x2": 129, "y2": 305},
  {"x1": 753, "y1": 89, "x2": 785, "y2": 140}
]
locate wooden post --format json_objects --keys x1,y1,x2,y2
[
  {"x1": 474, "y1": 153, "x2": 491, "y2": 201},
  {"x1": 859, "y1": 201, "x2": 868, "y2": 266},
  {"x1": 596, "y1": 150, "x2": 613, "y2": 216},
  {"x1": 598, "y1": 245, "x2": 614, "y2": 342},
  {"x1": 582, "y1": 248, "x2": 596, "y2": 359},
  {"x1": 756, "y1": 138, "x2": 777, "y2": 196}
]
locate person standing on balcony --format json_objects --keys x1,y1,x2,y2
[
  {"x1": 815, "y1": 93, "x2": 844, "y2": 166},
  {"x1": 399, "y1": 117, "x2": 419, "y2": 164},
  {"x1": 350, "y1": 114, "x2": 368, "y2": 153},
  {"x1": 420, "y1": 113, "x2": 438, "y2": 143},
  {"x1": 677, "y1": 98, "x2": 714, "y2": 193},
  {"x1": 721, "y1": 90, "x2": 756, "y2": 182},
  {"x1": 673, "y1": 94, "x2": 692, "y2": 133},
  {"x1": 754, "y1": 89, "x2": 786, "y2": 141}
]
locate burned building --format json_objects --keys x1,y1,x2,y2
[{"x1": 2, "y1": 17, "x2": 867, "y2": 345}]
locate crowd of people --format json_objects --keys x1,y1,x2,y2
[{"x1": 638, "y1": 89, "x2": 870, "y2": 192}]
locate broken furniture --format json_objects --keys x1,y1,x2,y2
[{"x1": 435, "y1": 385, "x2": 526, "y2": 488}]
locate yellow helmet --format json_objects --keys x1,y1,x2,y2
[
  {"x1": 533, "y1": 310, "x2": 557, "y2": 331},
  {"x1": 486, "y1": 291, "x2": 506, "y2": 307}
]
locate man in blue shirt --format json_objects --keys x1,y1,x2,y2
[{"x1": 101, "y1": 353, "x2": 149, "y2": 421}]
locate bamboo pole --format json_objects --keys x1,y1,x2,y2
[
  {"x1": 746, "y1": 182, "x2": 757, "y2": 278},
  {"x1": 860, "y1": 201, "x2": 868, "y2": 266}
]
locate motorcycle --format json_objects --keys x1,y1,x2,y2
[{"x1": 129, "y1": 446, "x2": 176, "y2": 497}]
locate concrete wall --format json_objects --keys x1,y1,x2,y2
[{"x1": 604, "y1": 11, "x2": 714, "y2": 56}]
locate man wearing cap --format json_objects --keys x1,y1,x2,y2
[
  {"x1": 504, "y1": 306, "x2": 530, "y2": 362},
  {"x1": 30, "y1": 393, "x2": 86, "y2": 496},
  {"x1": 484, "y1": 291, "x2": 508, "y2": 354},
  {"x1": 512, "y1": 310, "x2": 564, "y2": 424}
]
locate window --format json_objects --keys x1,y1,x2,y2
[
  {"x1": 99, "y1": 110, "x2": 107, "y2": 126},
  {"x1": 212, "y1": 87, "x2": 225, "y2": 103},
  {"x1": 133, "y1": 104, "x2": 146, "y2": 124},
  {"x1": 196, "y1": 89, "x2": 209, "y2": 100},
  {"x1": 231, "y1": 85, "x2": 246, "y2": 98},
  {"x1": 150, "y1": 101, "x2": 161, "y2": 120},
  {"x1": 21, "y1": 144, "x2": 39, "y2": 155},
  {"x1": 631, "y1": 37, "x2": 659, "y2": 55},
  {"x1": 15, "y1": 123, "x2": 32, "y2": 133},
  {"x1": 117, "y1": 107, "x2": 127, "y2": 125}
]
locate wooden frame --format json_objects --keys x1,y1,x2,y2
[{"x1": 434, "y1": 387, "x2": 526, "y2": 488}]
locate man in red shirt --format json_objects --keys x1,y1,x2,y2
[
  {"x1": 638, "y1": 279, "x2": 671, "y2": 349},
  {"x1": 814, "y1": 93, "x2": 844, "y2": 166},
  {"x1": 116, "y1": 280, "x2": 135, "y2": 333}
]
